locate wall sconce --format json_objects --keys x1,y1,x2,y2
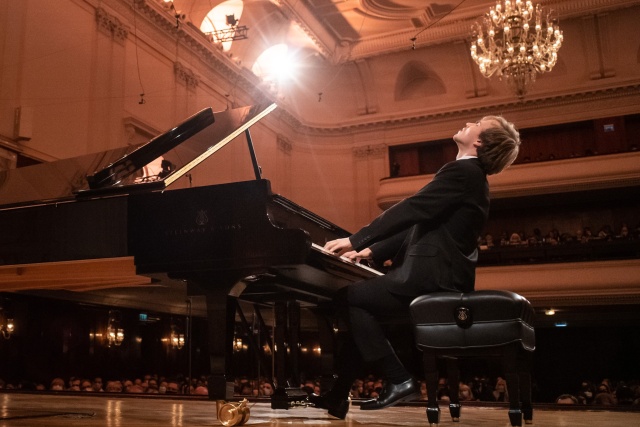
[
  {"x1": 0, "y1": 304, "x2": 14, "y2": 340},
  {"x1": 107, "y1": 310, "x2": 124, "y2": 347},
  {"x1": 169, "y1": 318, "x2": 185, "y2": 350},
  {"x1": 170, "y1": 329, "x2": 185, "y2": 349},
  {"x1": 1, "y1": 318, "x2": 14, "y2": 339}
]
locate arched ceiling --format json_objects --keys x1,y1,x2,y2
[
  {"x1": 171, "y1": 0, "x2": 634, "y2": 65},
  {"x1": 161, "y1": 0, "x2": 640, "y2": 129}
]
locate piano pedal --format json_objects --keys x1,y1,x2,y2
[{"x1": 270, "y1": 387, "x2": 312, "y2": 410}]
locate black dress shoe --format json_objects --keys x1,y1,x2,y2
[
  {"x1": 307, "y1": 393, "x2": 350, "y2": 419},
  {"x1": 360, "y1": 379, "x2": 418, "y2": 410}
]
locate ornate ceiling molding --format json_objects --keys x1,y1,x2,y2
[
  {"x1": 283, "y1": 0, "x2": 640, "y2": 63},
  {"x1": 174, "y1": 61, "x2": 199, "y2": 89},
  {"x1": 274, "y1": 0, "x2": 334, "y2": 61},
  {"x1": 96, "y1": 7, "x2": 130, "y2": 44},
  {"x1": 277, "y1": 135, "x2": 292, "y2": 154},
  {"x1": 115, "y1": 1, "x2": 639, "y2": 140},
  {"x1": 353, "y1": 144, "x2": 387, "y2": 158},
  {"x1": 130, "y1": 0, "x2": 268, "y2": 103},
  {"x1": 277, "y1": 83, "x2": 640, "y2": 136}
]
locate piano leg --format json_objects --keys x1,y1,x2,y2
[
  {"x1": 287, "y1": 300, "x2": 301, "y2": 387},
  {"x1": 313, "y1": 305, "x2": 339, "y2": 392},
  {"x1": 270, "y1": 299, "x2": 310, "y2": 410},
  {"x1": 205, "y1": 291, "x2": 237, "y2": 400},
  {"x1": 273, "y1": 299, "x2": 302, "y2": 389},
  {"x1": 274, "y1": 300, "x2": 287, "y2": 389}
]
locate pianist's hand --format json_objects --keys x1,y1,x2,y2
[
  {"x1": 325, "y1": 239, "x2": 373, "y2": 264},
  {"x1": 342, "y1": 248, "x2": 373, "y2": 264},
  {"x1": 324, "y1": 238, "x2": 353, "y2": 255}
]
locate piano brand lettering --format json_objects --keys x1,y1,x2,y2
[{"x1": 164, "y1": 222, "x2": 243, "y2": 236}]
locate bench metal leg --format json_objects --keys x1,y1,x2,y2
[
  {"x1": 423, "y1": 351, "x2": 440, "y2": 426},
  {"x1": 505, "y1": 344, "x2": 522, "y2": 426},
  {"x1": 446, "y1": 357, "x2": 461, "y2": 422},
  {"x1": 520, "y1": 351, "x2": 534, "y2": 424}
]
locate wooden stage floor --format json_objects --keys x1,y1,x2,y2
[{"x1": 2, "y1": 392, "x2": 640, "y2": 427}]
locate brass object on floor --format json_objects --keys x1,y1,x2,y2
[{"x1": 216, "y1": 398, "x2": 250, "y2": 426}]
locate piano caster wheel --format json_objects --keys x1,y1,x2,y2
[
  {"x1": 217, "y1": 398, "x2": 250, "y2": 426},
  {"x1": 449, "y1": 402, "x2": 461, "y2": 420},
  {"x1": 426, "y1": 406, "x2": 440, "y2": 425},
  {"x1": 508, "y1": 408, "x2": 523, "y2": 427}
]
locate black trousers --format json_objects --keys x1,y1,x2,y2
[
  {"x1": 329, "y1": 277, "x2": 432, "y2": 398},
  {"x1": 335, "y1": 276, "x2": 417, "y2": 363}
]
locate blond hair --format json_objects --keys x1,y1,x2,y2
[{"x1": 477, "y1": 115, "x2": 521, "y2": 175}]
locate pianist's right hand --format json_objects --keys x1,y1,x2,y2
[{"x1": 325, "y1": 238, "x2": 372, "y2": 263}]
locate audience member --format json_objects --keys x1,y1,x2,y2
[
  {"x1": 594, "y1": 383, "x2": 617, "y2": 405},
  {"x1": 509, "y1": 232, "x2": 523, "y2": 245},
  {"x1": 260, "y1": 382, "x2": 274, "y2": 397},
  {"x1": 418, "y1": 381, "x2": 428, "y2": 401},
  {"x1": 491, "y1": 377, "x2": 509, "y2": 402},
  {"x1": 458, "y1": 382, "x2": 475, "y2": 401},
  {"x1": 7, "y1": 371, "x2": 640, "y2": 409},
  {"x1": 166, "y1": 381, "x2": 181, "y2": 394},
  {"x1": 576, "y1": 380, "x2": 596, "y2": 405},
  {"x1": 50, "y1": 377, "x2": 65, "y2": 391},
  {"x1": 556, "y1": 394, "x2": 578, "y2": 404},
  {"x1": 68, "y1": 377, "x2": 81, "y2": 391},
  {"x1": 193, "y1": 385, "x2": 209, "y2": 396},
  {"x1": 617, "y1": 224, "x2": 630, "y2": 240},
  {"x1": 92, "y1": 377, "x2": 104, "y2": 392},
  {"x1": 81, "y1": 379, "x2": 93, "y2": 392},
  {"x1": 105, "y1": 380, "x2": 123, "y2": 393}
]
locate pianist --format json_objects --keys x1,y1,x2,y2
[{"x1": 310, "y1": 116, "x2": 521, "y2": 418}]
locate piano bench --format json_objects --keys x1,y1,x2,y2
[{"x1": 410, "y1": 290, "x2": 535, "y2": 427}]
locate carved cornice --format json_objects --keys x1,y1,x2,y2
[
  {"x1": 130, "y1": 0, "x2": 270, "y2": 103},
  {"x1": 353, "y1": 144, "x2": 387, "y2": 158},
  {"x1": 174, "y1": 61, "x2": 199, "y2": 89},
  {"x1": 277, "y1": 135, "x2": 292, "y2": 153},
  {"x1": 112, "y1": 1, "x2": 639, "y2": 137},
  {"x1": 96, "y1": 7, "x2": 129, "y2": 43},
  {"x1": 279, "y1": 83, "x2": 640, "y2": 136},
  {"x1": 274, "y1": 0, "x2": 333, "y2": 61}
]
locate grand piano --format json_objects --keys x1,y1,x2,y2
[{"x1": 0, "y1": 103, "x2": 382, "y2": 403}]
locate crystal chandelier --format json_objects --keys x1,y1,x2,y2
[{"x1": 470, "y1": 0, "x2": 563, "y2": 98}]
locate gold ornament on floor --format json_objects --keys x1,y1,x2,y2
[
  {"x1": 216, "y1": 399, "x2": 250, "y2": 426},
  {"x1": 470, "y1": 0, "x2": 563, "y2": 99}
]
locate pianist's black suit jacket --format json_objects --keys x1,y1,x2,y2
[{"x1": 349, "y1": 157, "x2": 489, "y2": 296}]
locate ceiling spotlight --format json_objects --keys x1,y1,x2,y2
[
  {"x1": 545, "y1": 309, "x2": 556, "y2": 316},
  {"x1": 226, "y1": 14, "x2": 238, "y2": 26}
]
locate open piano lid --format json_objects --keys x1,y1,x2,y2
[{"x1": 0, "y1": 103, "x2": 276, "y2": 208}]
